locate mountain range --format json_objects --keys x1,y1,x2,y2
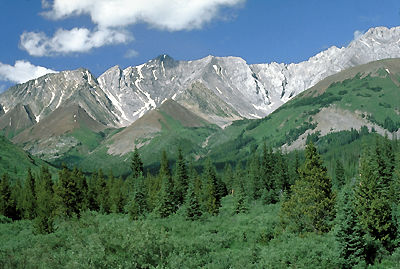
[{"x1": 1, "y1": 26, "x2": 400, "y2": 174}]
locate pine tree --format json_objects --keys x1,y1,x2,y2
[
  {"x1": 110, "y1": 176, "x2": 125, "y2": 213},
  {"x1": 131, "y1": 147, "x2": 144, "y2": 179},
  {"x1": 261, "y1": 143, "x2": 274, "y2": 190},
  {"x1": 222, "y1": 163, "x2": 234, "y2": 195},
  {"x1": 0, "y1": 173, "x2": 17, "y2": 219},
  {"x1": 273, "y1": 151, "x2": 290, "y2": 200},
  {"x1": 22, "y1": 168, "x2": 36, "y2": 219},
  {"x1": 247, "y1": 152, "x2": 261, "y2": 200},
  {"x1": 185, "y1": 173, "x2": 202, "y2": 220},
  {"x1": 34, "y1": 166, "x2": 55, "y2": 234},
  {"x1": 281, "y1": 143, "x2": 335, "y2": 233},
  {"x1": 354, "y1": 146, "x2": 396, "y2": 249},
  {"x1": 335, "y1": 159, "x2": 346, "y2": 188},
  {"x1": 127, "y1": 172, "x2": 148, "y2": 219},
  {"x1": 203, "y1": 159, "x2": 221, "y2": 215},
  {"x1": 234, "y1": 178, "x2": 249, "y2": 214},
  {"x1": 155, "y1": 151, "x2": 176, "y2": 217},
  {"x1": 174, "y1": 148, "x2": 188, "y2": 206},
  {"x1": 335, "y1": 184, "x2": 366, "y2": 268},
  {"x1": 54, "y1": 165, "x2": 80, "y2": 218},
  {"x1": 96, "y1": 169, "x2": 110, "y2": 213},
  {"x1": 87, "y1": 172, "x2": 99, "y2": 211}
]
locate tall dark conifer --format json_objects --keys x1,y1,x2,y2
[
  {"x1": 174, "y1": 148, "x2": 188, "y2": 206},
  {"x1": 34, "y1": 166, "x2": 55, "y2": 234},
  {"x1": 335, "y1": 184, "x2": 366, "y2": 268},
  {"x1": 131, "y1": 147, "x2": 144, "y2": 179},
  {"x1": 22, "y1": 168, "x2": 36, "y2": 219},
  {"x1": 281, "y1": 143, "x2": 335, "y2": 233}
]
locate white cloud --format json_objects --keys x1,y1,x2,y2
[
  {"x1": 21, "y1": 27, "x2": 132, "y2": 56},
  {"x1": 0, "y1": 60, "x2": 57, "y2": 84},
  {"x1": 124, "y1": 49, "x2": 139, "y2": 58},
  {"x1": 21, "y1": 0, "x2": 245, "y2": 56},
  {"x1": 353, "y1": 30, "x2": 364, "y2": 41},
  {"x1": 44, "y1": 0, "x2": 245, "y2": 31}
]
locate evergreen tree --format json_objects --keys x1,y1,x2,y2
[
  {"x1": 54, "y1": 165, "x2": 80, "y2": 218},
  {"x1": 127, "y1": 172, "x2": 148, "y2": 219},
  {"x1": 72, "y1": 168, "x2": 88, "y2": 212},
  {"x1": 86, "y1": 172, "x2": 99, "y2": 211},
  {"x1": 281, "y1": 143, "x2": 335, "y2": 233},
  {"x1": 110, "y1": 176, "x2": 125, "y2": 213},
  {"x1": 273, "y1": 151, "x2": 290, "y2": 200},
  {"x1": 184, "y1": 173, "x2": 202, "y2": 220},
  {"x1": 335, "y1": 184, "x2": 366, "y2": 268},
  {"x1": 174, "y1": 148, "x2": 188, "y2": 206},
  {"x1": 34, "y1": 166, "x2": 55, "y2": 234},
  {"x1": 354, "y1": 146, "x2": 396, "y2": 249},
  {"x1": 131, "y1": 147, "x2": 144, "y2": 179},
  {"x1": 335, "y1": 159, "x2": 346, "y2": 188},
  {"x1": 96, "y1": 169, "x2": 110, "y2": 213},
  {"x1": 203, "y1": 159, "x2": 221, "y2": 215},
  {"x1": 222, "y1": 163, "x2": 234, "y2": 195},
  {"x1": 234, "y1": 177, "x2": 249, "y2": 214},
  {"x1": 155, "y1": 151, "x2": 176, "y2": 217},
  {"x1": 22, "y1": 168, "x2": 36, "y2": 219},
  {"x1": 261, "y1": 143, "x2": 274, "y2": 190},
  {"x1": 247, "y1": 152, "x2": 261, "y2": 200},
  {"x1": 0, "y1": 173, "x2": 17, "y2": 219}
]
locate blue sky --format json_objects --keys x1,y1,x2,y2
[{"x1": 0, "y1": 0, "x2": 399, "y2": 91}]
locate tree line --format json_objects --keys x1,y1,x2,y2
[{"x1": 1, "y1": 135, "x2": 400, "y2": 267}]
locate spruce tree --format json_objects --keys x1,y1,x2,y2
[
  {"x1": 281, "y1": 143, "x2": 335, "y2": 233},
  {"x1": 87, "y1": 172, "x2": 99, "y2": 211},
  {"x1": 335, "y1": 184, "x2": 366, "y2": 268},
  {"x1": 54, "y1": 165, "x2": 80, "y2": 218},
  {"x1": 355, "y1": 146, "x2": 396, "y2": 249},
  {"x1": 174, "y1": 148, "x2": 188, "y2": 206},
  {"x1": 335, "y1": 159, "x2": 346, "y2": 188},
  {"x1": 110, "y1": 176, "x2": 125, "y2": 213},
  {"x1": 203, "y1": 159, "x2": 221, "y2": 215},
  {"x1": 247, "y1": 152, "x2": 261, "y2": 200},
  {"x1": 131, "y1": 147, "x2": 144, "y2": 179},
  {"x1": 0, "y1": 173, "x2": 17, "y2": 219},
  {"x1": 185, "y1": 173, "x2": 202, "y2": 220},
  {"x1": 22, "y1": 168, "x2": 36, "y2": 219},
  {"x1": 234, "y1": 177, "x2": 249, "y2": 214},
  {"x1": 34, "y1": 166, "x2": 55, "y2": 234},
  {"x1": 155, "y1": 151, "x2": 176, "y2": 217},
  {"x1": 127, "y1": 172, "x2": 148, "y2": 219},
  {"x1": 96, "y1": 169, "x2": 110, "y2": 213}
]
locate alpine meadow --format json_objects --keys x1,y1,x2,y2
[{"x1": 2, "y1": 1, "x2": 400, "y2": 268}]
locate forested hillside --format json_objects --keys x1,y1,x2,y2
[{"x1": 1, "y1": 133, "x2": 400, "y2": 267}]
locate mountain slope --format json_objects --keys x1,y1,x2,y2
[
  {"x1": 97, "y1": 26, "x2": 400, "y2": 126},
  {"x1": 14, "y1": 104, "x2": 107, "y2": 160},
  {"x1": 0, "y1": 68, "x2": 119, "y2": 128},
  {"x1": 1, "y1": 26, "x2": 400, "y2": 129},
  {"x1": 0, "y1": 104, "x2": 36, "y2": 139},
  {"x1": 0, "y1": 135, "x2": 55, "y2": 180},
  {"x1": 207, "y1": 58, "x2": 400, "y2": 162}
]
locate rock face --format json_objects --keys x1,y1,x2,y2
[
  {"x1": 2, "y1": 26, "x2": 400, "y2": 128},
  {"x1": 97, "y1": 26, "x2": 400, "y2": 126},
  {"x1": 0, "y1": 104, "x2": 36, "y2": 137}
]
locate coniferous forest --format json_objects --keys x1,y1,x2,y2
[{"x1": 1, "y1": 130, "x2": 400, "y2": 268}]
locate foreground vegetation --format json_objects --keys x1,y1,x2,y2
[{"x1": 1, "y1": 131, "x2": 400, "y2": 268}]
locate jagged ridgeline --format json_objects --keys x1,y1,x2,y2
[{"x1": 1, "y1": 27, "x2": 400, "y2": 174}]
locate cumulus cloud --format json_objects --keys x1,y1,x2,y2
[
  {"x1": 0, "y1": 60, "x2": 57, "y2": 84},
  {"x1": 44, "y1": 0, "x2": 245, "y2": 31},
  {"x1": 124, "y1": 49, "x2": 139, "y2": 58},
  {"x1": 21, "y1": 27, "x2": 132, "y2": 56},
  {"x1": 353, "y1": 30, "x2": 364, "y2": 41},
  {"x1": 20, "y1": 0, "x2": 245, "y2": 56}
]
